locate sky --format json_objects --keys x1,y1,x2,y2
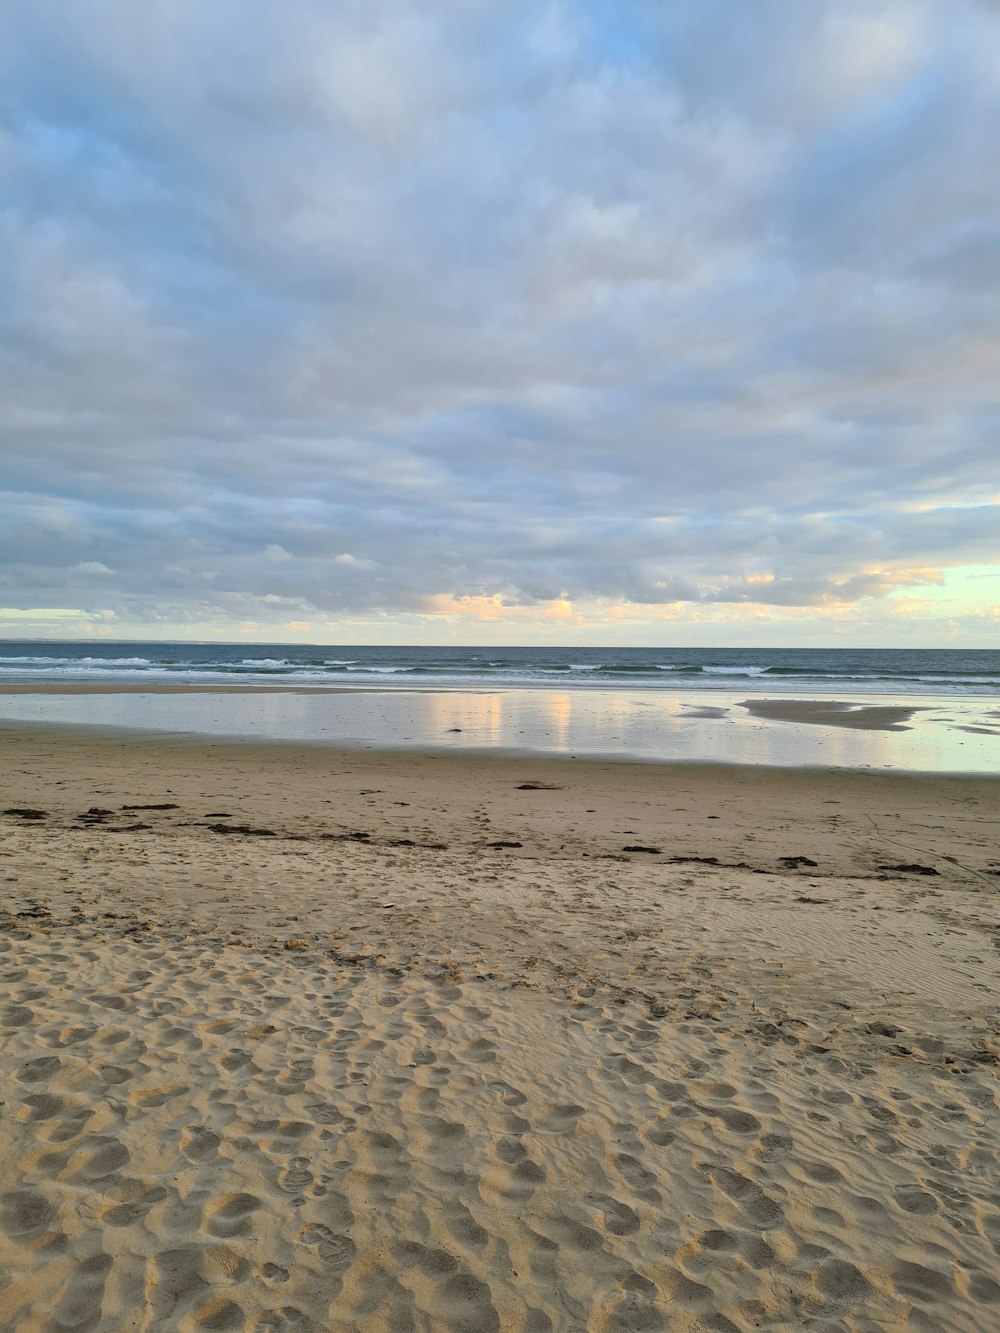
[{"x1": 1, "y1": 0, "x2": 999, "y2": 647}]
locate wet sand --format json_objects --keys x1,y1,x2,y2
[
  {"x1": 739, "y1": 699, "x2": 925, "y2": 730},
  {"x1": 0, "y1": 685, "x2": 934, "y2": 731},
  {"x1": 1, "y1": 729, "x2": 998, "y2": 1330},
  {"x1": 0, "y1": 683, "x2": 369, "y2": 695},
  {"x1": 1, "y1": 684, "x2": 998, "y2": 770}
]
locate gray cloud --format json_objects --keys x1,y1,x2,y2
[{"x1": 1, "y1": 0, "x2": 998, "y2": 635}]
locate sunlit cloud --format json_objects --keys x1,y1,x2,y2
[{"x1": 420, "y1": 595, "x2": 581, "y2": 625}]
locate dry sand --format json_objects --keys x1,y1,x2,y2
[{"x1": 1, "y1": 728, "x2": 998, "y2": 1331}]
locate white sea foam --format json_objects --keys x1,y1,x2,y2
[
  {"x1": 702, "y1": 665, "x2": 767, "y2": 675},
  {"x1": 0, "y1": 656, "x2": 152, "y2": 668}
]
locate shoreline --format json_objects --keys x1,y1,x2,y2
[
  {"x1": 0, "y1": 683, "x2": 998, "y2": 774},
  {"x1": 2, "y1": 714, "x2": 998, "y2": 781},
  {"x1": 1, "y1": 727, "x2": 998, "y2": 1328}
]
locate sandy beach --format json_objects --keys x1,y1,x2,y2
[
  {"x1": 1, "y1": 726, "x2": 998, "y2": 1330},
  {"x1": 7, "y1": 0, "x2": 1000, "y2": 1322}
]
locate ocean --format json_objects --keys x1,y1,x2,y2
[{"x1": 1, "y1": 642, "x2": 999, "y2": 696}]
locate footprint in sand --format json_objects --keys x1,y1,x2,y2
[
  {"x1": 49, "y1": 1252, "x2": 113, "y2": 1330},
  {"x1": 101, "y1": 1184, "x2": 168, "y2": 1228},
  {"x1": 246, "y1": 1307, "x2": 311, "y2": 1330},
  {"x1": 189, "y1": 1294, "x2": 245, "y2": 1330},
  {"x1": 17, "y1": 1055, "x2": 61, "y2": 1083},
  {"x1": 275, "y1": 1157, "x2": 314, "y2": 1198},
  {"x1": 1, "y1": 1189, "x2": 58, "y2": 1243},
  {"x1": 535, "y1": 1102, "x2": 587, "y2": 1135},
  {"x1": 16, "y1": 1092, "x2": 64, "y2": 1121},
  {"x1": 305, "y1": 1101, "x2": 355, "y2": 1129},
  {"x1": 432, "y1": 1271, "x2": 501, "y2": 1332},
  {"x1": 2, "y1": 1005, "x2": 34, "y2": 1027},
  {"x1": 71, "y1": 1135, "x2": 131, "y2": 1183},
  {"x1": 204, "y1": 1192, "x2": 262, "y2": 1238},
  {"x1": 611, "y1": 1152, "x2": 661, "y2": 1205},
  {"x1": 444, "y1": 1203, "x2": 489, "y2": 1252},
  {"x1": 300, "y1": 1222, "x2": 355, "y2": 1272},
  {"x1": 709, "y1": 1165, "x2": 785, "y2": 1228},
  {"x1": 488, "y1": 1135, "x2": 546, "y2": 1200},
  {"x1": 893, "y1": 1183, "x2": 939, "y2": 1215},
  {"x1": 181, "y1": 1125, "x2": 220, "y2": 1163},
  {"x1": 812, "y1": 1257, "x2": 873, "y2": 1302},
  {"x1": 889, "y1": 1259, "x2": 956, "y2": 1303},
  {"x1": 588, "y1": 1193, "x2": 641, "y2": 1236}
]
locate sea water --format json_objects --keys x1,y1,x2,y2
[{"x1": 1, "y1": 642, "x2": 998, "y2": 696}]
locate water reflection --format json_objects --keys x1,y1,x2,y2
[{"x1": 0, "y1": 687, "x2": 996, "y2": 773}]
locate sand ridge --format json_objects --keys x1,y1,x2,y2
[
  {"x1": 737, "y1": 699, "x2": 926, "y2": 731},
  {"x1": 1, "y1": 731, "x2": 998, "y2": 1330}
]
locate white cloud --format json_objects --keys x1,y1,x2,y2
[{"x1": 73, "y1": 561, "x2": 115, "y2": 575}]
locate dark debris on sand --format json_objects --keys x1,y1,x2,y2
[
  {"x1": 877, "y1": 863, "x2": 939, "y2": 876},
  {"x1": 199, "y1": 823, "x2": 277, "y2": 837}
]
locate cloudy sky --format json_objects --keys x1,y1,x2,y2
[{"x1": 2, "y1": 0, "x2": 999, "y2": 645}]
